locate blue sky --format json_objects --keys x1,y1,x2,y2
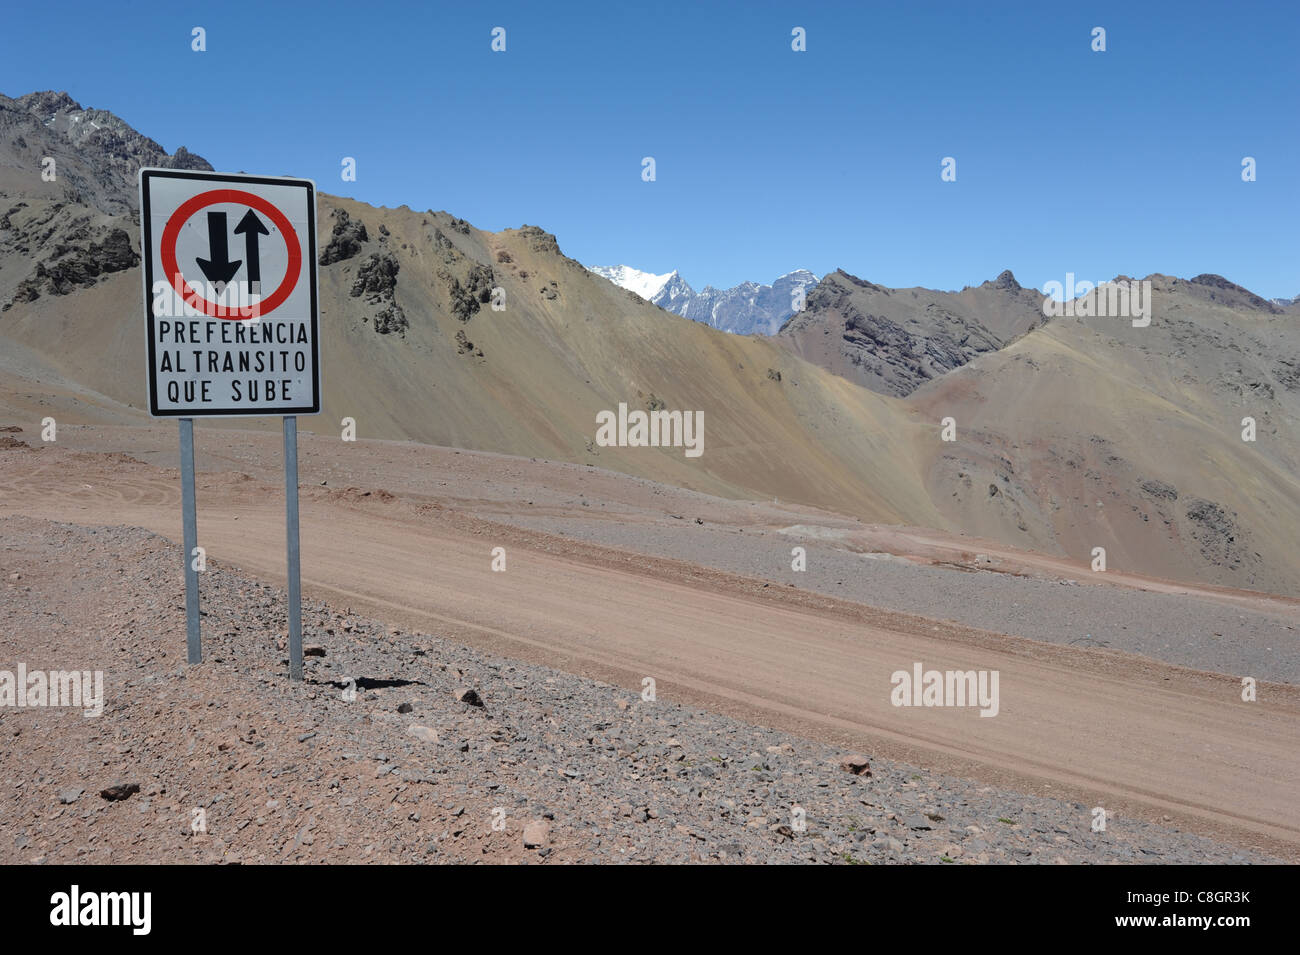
[{"x1": 3, "y1": 0, "x2": 1297, "y2": 297}]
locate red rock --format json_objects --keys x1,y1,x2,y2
[{"x1": 839, "y1": 755, "x2": 872, "y2": 776}]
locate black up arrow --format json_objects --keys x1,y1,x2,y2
[
  {"x1": 195, "y1": 211, "x2": 242, "y2": 292},
  {"x1": 234, "y1": 209, "x2": 270, "y2": 289}
]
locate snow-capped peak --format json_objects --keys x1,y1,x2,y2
[
  {"x1": 588, "y1": 263, "x2": 815, "y2": 335},
  {"x1": 589, "y1": 265, "x2": 678, "y2": 301}
]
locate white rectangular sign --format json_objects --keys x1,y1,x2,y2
[{"x1": 138, "y1": 169, "x2": 321, "y2": 416}]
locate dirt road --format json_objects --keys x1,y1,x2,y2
[{"x1": 2, "y1": 443, "x2": 1297, "y2": 858}]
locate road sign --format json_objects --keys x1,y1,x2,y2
[
  {"x1": 138, "y1": 169, "x2": 321, "y2": 417},
  {"x1": 138, "y1": 168, "x2": 320, "y2": 680}
]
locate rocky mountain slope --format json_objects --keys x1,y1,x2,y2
[
  {"x1": 907, "y1": 273, "x2": 1300, "y2": 592},
  {"x1": 0, "y1": 91, "x2": 211, "y2": 215},
  {"x1": 0, "y1": 92, "x2": 943, "y2": 530},
  {"x1": 0, "y1": 91, "x2": 212, "y2": 316},
  {"x1": 775, "y1": 269, "x2": 1047, "y2": 397},
  {"x1": 3, "y1": 90, "x2": 1299, "y2": 596}
]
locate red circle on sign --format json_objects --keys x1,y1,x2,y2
[{"x1": 160, "y1": 189, "x2": 302, "y2": 320}]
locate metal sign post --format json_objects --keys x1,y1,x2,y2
[
  {"x1": 284, "y1": 415, "x2": 303, "y2": 680},
  {"x1": 138, "y1": 169, "x2": 321, "y2": 681},
  {"x1": 179, "y1": 417, "x2": 201, "y2": 663}
]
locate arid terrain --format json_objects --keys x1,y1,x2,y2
[
  {"x1": 4, "y1": 91, "x2": 1300, "y2": 598},
  {"x1": 1, "y1": 425, "x2": 1296, "y2": 863},
  {"x1": 1, "y1": 90, "x2": 1298, "y2": 865}
]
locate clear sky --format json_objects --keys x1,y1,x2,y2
[{"x1": 3, "y1": 0, "x2": 1297, "y2": 297}]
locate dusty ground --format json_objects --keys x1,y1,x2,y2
[
  {"x1": 1, "y1": 427, "x2": 1297, "y2": 862},
  {"x1": 0, "y1": 517, "x2": 1282, "y2": 864}
]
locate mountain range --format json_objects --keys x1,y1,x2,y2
[
  {"x1": 3, "y1": 89, "x2": 1299, "y2": 596},
  {"x1": 589, "y1": 264, "x2": 819, "y2": 335},
  {"x1": 775, "y1": 268, "x2": 1047, "y2": 397}
]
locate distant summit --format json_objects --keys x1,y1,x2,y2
[
  {"x1": 0, "y1": 90, "x2": 212, "y2": 217},
  {"x1": 986, "y1": 269, "x2": 1022, "y2": 292},
  {"x1": 588, "y1": 265, "x2": 679, "y2": 302},
  {"x1": 589, "y1": 264, "x2": 819, "y2": 335},
  {"x1": 0, "y1": 90, "x2": 215, "y2": 312}
]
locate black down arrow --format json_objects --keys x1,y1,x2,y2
[{"x1": 195, "y1": 211, "x2": 242, "y2": 292}]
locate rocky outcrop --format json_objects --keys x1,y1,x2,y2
[
  {"x1": 351, "y1": 251, "x2": 398, "y2": 299},
  {"x1": 513, "y1": 225, "x2": 582, "y2": 270},
  {"x1": 319, "y1": 209, "x2": 369, "y2": 265},
  {"x1": 1184, "y1": 498, "x2": 1251, "y2": 572},
  {"x1": 445, "y1": 263, "x2": 495, "y2": 323},
  {"x1": 4, "y1": 227, "x2": 137, "y2": 309},
  {"x1": 454, "y1": 328, "x2": 483, "y2": 358},
  {"x1": 1139, "y1": 478, "x2": 1178, "y2": 501},
  {"x1": 349, "y1": 251, "x2": 406, "y2": 336}
]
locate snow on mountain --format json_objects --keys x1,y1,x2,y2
[
  {"x1": 589, "y1": 264, "x2": 820, "y2": 335},
  {"x1": 589, "y1": 265, "x2": 678, "y2": 301}
]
